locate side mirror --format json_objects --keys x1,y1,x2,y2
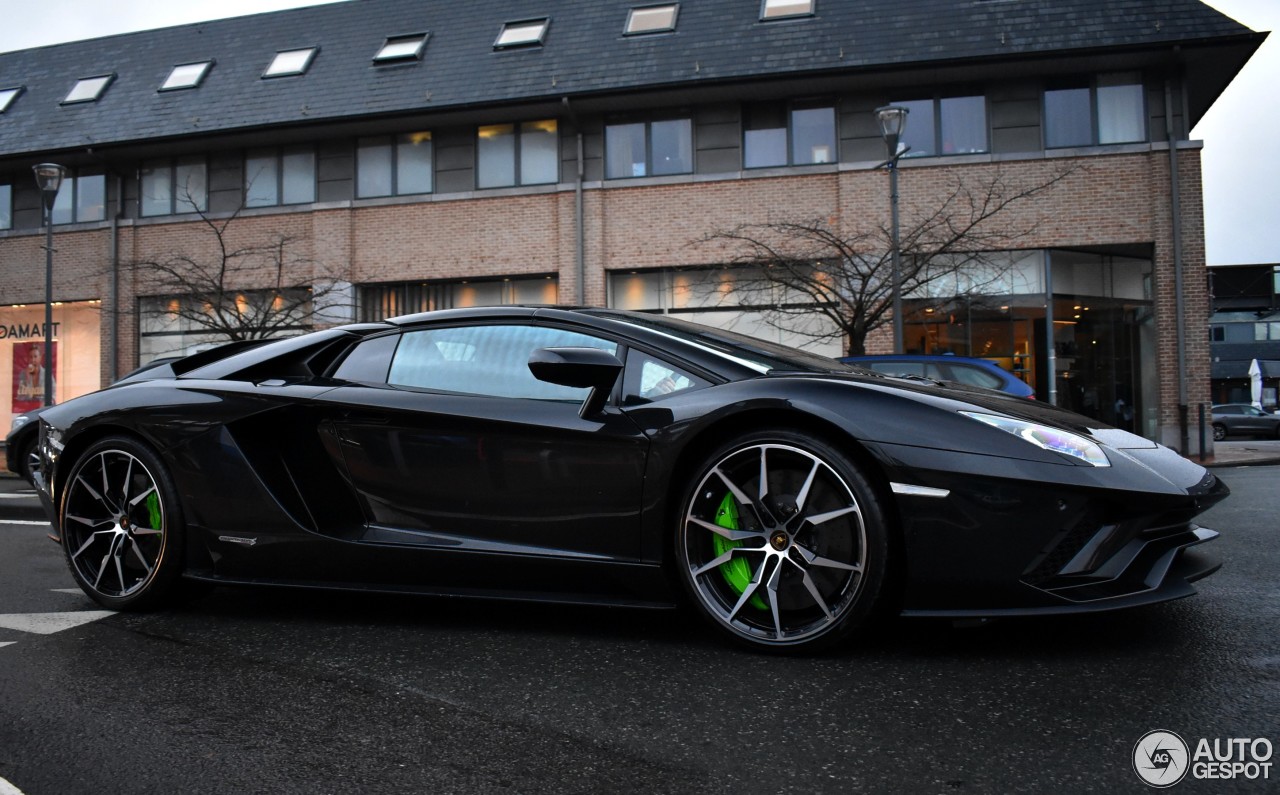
[{"x1": 528, "y1": 347, "x2": 623, "y2": 418}]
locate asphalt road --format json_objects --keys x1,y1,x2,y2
[{"x1": 0, "y1": 467, "x2": 1276, "y2": 795}]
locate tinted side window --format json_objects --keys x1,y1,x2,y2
[
  {"x1": 869, "y1": 361, "x2": 924, "y2": 378},
  {"x1": 387, "y1": 325, "x2": 618, "y2": 401},
  {"x1": 940, "y1": 363, "x2": 1003, "y2": 390},
  {"x1": 622, "y1": 349, "x2": 711, "y2": 404},
  {"x1": 332, "y1": 334, "x2": 400, "y2": 383}
]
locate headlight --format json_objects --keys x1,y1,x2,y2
[
  {"x1": 961, "y1": 411, "x2": 1110, "y2": 467},
  {"x1": 9, "y1": 414, "x2": 31, "y2": 433}
]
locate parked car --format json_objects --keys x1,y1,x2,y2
[
  {"x1": 839, "y1": 354, "x2": 1035, "y2": 398},
  {"x1": 29, "y1": 307, "x2": 1226, "y2": 653},
  {"x1": 1210, "y1": 403, "x2": 1280, "y2": 441}
]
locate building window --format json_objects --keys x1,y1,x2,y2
[
  {"x1": 63, "y1": 75, "x2": 114, "y2": 104},
  {"x1": 744, "y1": 102, "x2": 836, "y2": 168},
  {"x1": 1210, "y1": 326, "x2": 1225, "y2": 342},
  {"x1": 374, "y1": 34, "x2": 428, "y2": 62},
  {"x1": 1256, "y1": 322, "x2": 1280, "y2": 342},
  {"x1": 245, "y1": 147, "x2": 316, "y2": 207},
  {"x1": 51, "y1": 173, "x2": 106, "y2": 224},
  {"x1": 894, "y1": 95, "x2": 988, "y2": 157},
  {"x1": 761, "y1": 0, "x2": 814, "y2": 20},
  {"x1": 141, "y1": 158, "x2": 208, "y2": 216},
  {"x1": 0, "y1": 86, "x2": 22, "y2": 113},
  {"x1": 477, "y1": 120, "x2": 559, "y2": 188},
  {"x1": 1045, "y1": 72, "x2": 1146, "y2": 148},
  {"x1": 606, "y1": 118, "x2": 692, "y2": 178},
  {"x1": 359, "y1": 276, "x2": 558, "y2": 322},
  {"x1": 357, "y1": 133, "x2": 433, "y2": 197},
  {"x1": 161, "y1": 61, "x2": 213, "y2": 91},
  {"x1": 494, "y1": 19, "x2": 549, "y2": 49},
  {"x1": 263, "y1": 48, "x2": 318, "y2": 78},
  {"x1": 625, "y1": 5, "x2": 679, "y2": 35},
  {"x1": 0, "y1": 184, "x2": 11, "y2": 229}
]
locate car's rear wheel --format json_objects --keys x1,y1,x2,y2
[
  {"x1": 60, "y1": 436, "x2": 185, "y2": 610},
  {"x1": 15, "y1": 435, "x2": 38, "y2": 484},
  {"x1": 677, "y1": 431, "x2": 889, "y2": 653},
  {"x1": 1212, "y1": 423, "x2": 1227, "y2": 442}
]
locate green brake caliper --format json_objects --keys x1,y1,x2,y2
[
  {"x1": 712, "y1": 493, "x2": 767, "y2": 610},
  {"x1": 145, "y1": 492, "x2": 162, "y2": 533}
]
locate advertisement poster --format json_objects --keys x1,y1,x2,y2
[{"x1": 12, "y1": 341, "x2": 56, "y2": 413}]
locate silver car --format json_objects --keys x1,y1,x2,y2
[{"x1": 1211, "y1": 403, "x2": 1280, "y2": 440}]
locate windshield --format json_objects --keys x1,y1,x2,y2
[{"x1": 585, "y1": 310, "x2": 858, "y2": 374}]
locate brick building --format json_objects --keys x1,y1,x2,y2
[{"x1": 0, "y1": 0, "x2": 1267, "y2": 453}]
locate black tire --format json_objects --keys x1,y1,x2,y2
[
  {"x1": 15, "y1": 435, "x2": 38, "y2": 485},
  {"x1": 1212, "y1": 423, "x2": 1227, "y2": 442},
  {"x1": 675, "y1": 430, "x2": 890, "y2": 653},
  {"x1": 59, "y1": 436, "x2": 186, "y2": 611}
]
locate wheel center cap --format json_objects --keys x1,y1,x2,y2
[
  {"x1": 118, "y1": 516, "x2": 130, "y2": 531},
  {"x1": 770, "y1": 530, "x2": 790, "y2": 551}
]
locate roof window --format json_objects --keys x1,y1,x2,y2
[
  {"x1": 625, "y1": 5, "x2": 679, "y2": 35},
  {"x1": 263, "y1": 48, "x2": 318, "y2": 78},
  {"x1": 761, "y1": 0, "x2": 815, "y2": 20},
  {"x1": 63, "y1": 75, "x2": 114, "y2": 104},
  {"x1": 494, "y1": 19, "x2": 549, "y2": 49},
  {"x1": 0, "y1": 86, "x2": 22, "y2": 113},
  {"x1": 161, "y1": 61, "x2": 214, "y2": 91},
  {"x1": 375, "y1": 34, "x2": 429, "y2": 62}
]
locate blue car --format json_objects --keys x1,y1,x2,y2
[{"x1": 839, "y1": 354, "x2": 1035, "y2": 399}]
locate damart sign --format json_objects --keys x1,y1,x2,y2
[
  {"x1": 0, "y1": 322, "x2": 60, "y2": 340},
  {"x1": 1133, "y1": 730, "x2": 1274, "y2": 788}
]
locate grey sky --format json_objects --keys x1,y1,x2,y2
[{"x1": 1, "y1": 0, "x2": 1275, "y2": 266}]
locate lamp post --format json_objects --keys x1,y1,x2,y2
[
  {"x1": 33, "y1": 163, "x2": 67, "y2": 407},
  {"x1": 875, "y1": 106, "x2": 909, "y2": 354}
]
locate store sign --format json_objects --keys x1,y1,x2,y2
[
  {"x1": 0, "y1": 322, "x2": 60, "y2": 340},
  {"x1": 12, "y1": 340, "x2": 57, "y2": 413}
]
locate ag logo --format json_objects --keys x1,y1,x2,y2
[{"x1": 1134, "y1": 730, "x2": 1190, "y2": 788}]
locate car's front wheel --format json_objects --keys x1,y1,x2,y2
[
  {"x1": 59, "y1": 436, "x2": 185, "y2": 610},
  {"x1": 676, "y1": 431, "x2": 889, "y2": 653}
]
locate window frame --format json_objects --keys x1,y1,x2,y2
[
  {"x1": 604, "y1": 116, "x2": 694, "y2": 179},
  {"x1": 356, "y1": 132, "x2": 435, "y2": 198},
  {"x1": 50, "y1": 172, "x2": 107, "y2": 225},
  {"x1": 244, "y1": 146, "x2": 317, "y2": 207},
  {"x1": 1044, "y1": 73, "x2": 1147, "y2": 149},
  {"x1": 760, "y1": 0, "x2": 816, "y2": 21},
  {"x1": 891, "y1": 93, "x2": 990, "y2": 159},
  {"x1": 476, "y1": 119, "x2": 560, "y2": 189},
  {"x1": 0, "y1": 86, "x2": 23, "y2": 113},
  {"x1": 374, "y1": 33, "x2": 429, "y2": 63},
  {"x1": 263, "y1": 47, "x2": 319, "y2": 78},
  {"x1": 625, "y1": 4, "x2": 679, "y2": 35},
  {"x1": 0, "y1": 183, "x2": 11, "y2": 230},
  {"x1": 743, "y1": 100, "x2": 837, "y2": 169},
  {"x1": 494, "y1": 18, "x2": 550, "y2": 49},
  {"x1": 62, "y1": 74, "x2": 115, "y2": 105},
  {"x1": 140, "y1": 157, "x2": 209, "y2": 217},
  {"x1": 160, "y1": 61, "x2": 214, "y2": 91}
]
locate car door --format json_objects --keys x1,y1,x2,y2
[{"x1": 319, "y1": 322, "x2": 650, "y2": 563}]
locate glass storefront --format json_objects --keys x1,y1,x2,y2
[
  {"x1": 1, "y1": 300, "x2": 102, "y2": 430},
  {"x1": 904, "y1": 248, "x2": 1156, "y2": 437}
]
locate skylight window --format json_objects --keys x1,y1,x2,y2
[
  {"x1": 625, "y1": 5, "x2": 679, "y2": 35},
  {"x1": 761, "y1": 0, "x2": 815, "y2": 19},
  {"x1": 494, "y1": 19, "x2": 549, "y2": 48},
  {"x1": 161, "y1": 61, "x2": 214, "y2": 91},
  {"x1": 0, "y1": 86, "x2": 22, "y2": 113},
  {"x1": 263, "y1": 47, "x2": 318, "y2": 78},
  {"x1": 63, "y1": 75, "x2": 114, "y2": 104},
  {"x1": 375, "y1": 34, "x2": 429, "y2": 62}
]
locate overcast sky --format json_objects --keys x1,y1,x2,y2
[{"x1": 0, "y1": 0, "x2": 1275, "y2": 267}]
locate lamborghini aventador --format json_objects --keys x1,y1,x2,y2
[{"x1": 31, "y1": 306, "x2": 1228, "y2": 651}]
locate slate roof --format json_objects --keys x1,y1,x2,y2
[{"x1": 0, "y1": 0, "x2": 1263, "y2": 159}]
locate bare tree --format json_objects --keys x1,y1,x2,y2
[
  {"x1": 128, "y1": 196, "x2": 349, "y2": 345},
  {"x1": 699, "y1": 165, "x2": 1079, "y2": 355}
]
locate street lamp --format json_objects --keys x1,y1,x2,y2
[
  {"x1": 33, "y1": 162, "x2": 67, "y2": 407},
  {"x1": 875, "y1": 106, "x2": 909, "y2": 354}
]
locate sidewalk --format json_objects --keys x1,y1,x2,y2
[{"x1": 1198, "y1": 439, "x2": 1280, "y2": 468}]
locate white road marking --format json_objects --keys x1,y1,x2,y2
[
  {"x1": 0, "y1": 520, "x2": 49, "y2": 526},
  {"x1": 0, "y1": 642, "x2": 15, "y2": 650},
  {"x1": 0, "y1": 775, "x2": 27, "y2": 795},
  {"x1": 0, "y1": 611, "x2": 114, "y2": 635},
  {"x1": 0, "y1": 492, "x2": 36, "y2": 499},
  {"x1": 50, "y1": 589, "x2": 84, "y2": 595}
]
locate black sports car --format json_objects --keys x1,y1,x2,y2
[{"x1": 31, "y1": 307, "x2": 1227, "y2": 652}]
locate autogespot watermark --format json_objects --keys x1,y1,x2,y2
[{"x1": 1133, "y1": 730, "x2": 1274, "y2": 788}]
